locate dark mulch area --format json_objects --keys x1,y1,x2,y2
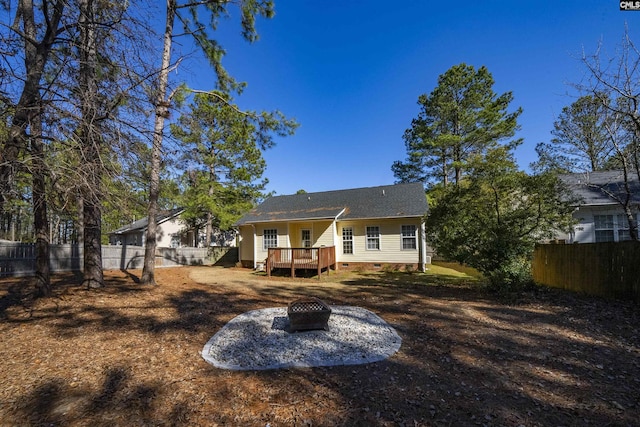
[{"x1": 0, "y1": 266, "x2": 638, "y2": 426}]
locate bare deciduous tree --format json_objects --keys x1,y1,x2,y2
[{"x1": 578, "y1": 27, "x2": 640, "y2": 240}]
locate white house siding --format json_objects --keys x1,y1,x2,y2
[
  {"x1": 110, "y1": 217, "x2": 185, "y2": 248},
  {"x1": 568, "y1": 206, "x2": 639, "y2": 243},
  {"x1": 157, "y1": 218, "x2": 185, "y2": 248},
  {"x1": 335, "y1": 218, "x2": 421, "y2": 265},
  {"x1": 568, "y1": 208, "x2": 595, "y2": 243}
]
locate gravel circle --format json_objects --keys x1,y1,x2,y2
[{"x1": 201, "y1": 306, "x2": 402, "y2": 370}]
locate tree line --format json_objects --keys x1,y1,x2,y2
[
  {"x1": 393, "y1": 29, "x2": 640, "y2": 289},
  {"x1": 0, "y1": 0, "x2": 297, "y2": 294},
  {"x1": 4, "y1": 3, "x2": 638, "y2": 295}
]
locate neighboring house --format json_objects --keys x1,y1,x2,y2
[
  {"x1": 558, "y1": 171, "x2": 640, "y2": 243},
  {"x1": 235, "y1": 182, "x2": 430, "y2": 273},
  {"x1": 109, "y1": 208, "x2": 188, "y2": 247},
  {"x1": 108, "y1": 208, "x2": 236, "y2": 248}
]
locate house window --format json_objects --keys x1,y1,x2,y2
[
  {"x1": 342, "y1": 227, "x2": 353, "y2": 254},
  {"x1": 263, "y1": 229, "x2": 278, "y2": 249},
  {"x1": 617, "y1": 214, "x2": 631, "y2": 241},
  {"x1": 301, "y1": 229, "x2": 312, "y2": 248},
  {"x1": 401, "y1": 225, "x2": 417, "y2": 250},
  {"x1": 366, "y1": 226, "x2": 380, "y2": 250},
  {"x1": 594, "y1": 215, "x2": 614, "y2": 242},
  {"x1": 594, "y1": 214, "x2": 633, "y2": 242}
]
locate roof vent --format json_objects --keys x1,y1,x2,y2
[
  {"x1": 308, "y1": 196, "x2": 311, "y2": 201},
  {"x1": 382, "y1": 189, "x2": 386, "y2": 196}
]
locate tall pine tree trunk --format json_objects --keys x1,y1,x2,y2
[
  {"x1": 3, "y1": 0, "x2": 63, "y2": 296},
  {"x1": 79, "y1": 0, "x2": 104, "y2": 288},
  {"x1": 205, "y1": 172, "x2": 215, "y2": 247},
  {"x1": 0, "y1": 0, "x2": 64, "y2": 217},
  {"x1": 141, "y1": 0, "x2": 176, "y2": 285},
  {"x1": 31, "y1": 103, "x2": 50, "y2": 296}
]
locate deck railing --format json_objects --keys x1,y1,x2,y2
[{"x1": 266, "y1": 246, "x2": 336, "y2": 279}]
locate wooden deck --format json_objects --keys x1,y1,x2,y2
[{"x1": 266, "y1": 246, "x2": 336, "y2": 279}]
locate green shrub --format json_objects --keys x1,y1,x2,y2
[{"x1": 485, "y1": 257, "x2": 534, "y2": 293}]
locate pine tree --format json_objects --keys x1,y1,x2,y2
[{"x1": 393, "y1": 63, "x2": 522, "y2": 187}]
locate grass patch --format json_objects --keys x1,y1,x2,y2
[
  {"x1": 263, "y1": 263, "x2": 482, "y2": 287},
  {"x1": 431, "y1": 261, "x2": 482, "y2": 279}
]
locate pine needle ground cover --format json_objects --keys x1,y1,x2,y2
[{"x1": 1, "y1": 266, "x2": 638, "y2": 426}]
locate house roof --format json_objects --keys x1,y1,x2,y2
[
  {"x1": 235, "y1": 182, "x2": 428, "y2": 225},
  {"x1": 109, "y1": 208, "x2": 184, "y2": 235},
  {"x1": 560, "y1": 171, "x2": 640, "y2": 206}
]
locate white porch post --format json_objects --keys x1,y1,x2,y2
[
  {"x1": 251, "y1": 224, "x2": 257, "y2": 269},
  {"x1": 332, "y1": 219, "x2": 338, "y2": 270},
  {"x1": 420, "y1": 219, "x2": 427, "y2": 272}
]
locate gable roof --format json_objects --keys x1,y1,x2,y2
[
  {"x1": 236, "y1": 182, "x2": 427, "y2": 225},
  {"x1": 109, "y1": 208, "x2": 184, "y2": 235},
  {"x1": 560, "y1": 171, "x2": 640, "y2": 206}
]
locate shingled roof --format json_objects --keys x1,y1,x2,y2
[
  {"x1": 235, "y1": 182, "x2": 427, "y2": 225},
  {"x1": 110, "y1": 208, "x2": 184, "y2": 234},
  {"x1": 560, "y1": 171, "x2": 640, "y2": 206}
]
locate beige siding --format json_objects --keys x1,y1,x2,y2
[
  {"x1": 313, "y1": 221, "x2": 334, "y2": 247},
  {"x1": 240, "y1": 218, "x2": 422, "y2": 266},
  {"x1": 254, "y1": 222, "x2": 288, "y2": 261},
  {"x1": 238, "y1": 225, "x2": 254, "y2": 262},
  {"x1": 267, "y1": 221, "x2": 334, "y2": 249},
  {"x1": 336, "y1": 218, "x2": 421, "y2": 264}
]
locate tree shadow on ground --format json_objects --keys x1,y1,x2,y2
[
  {"x1": 4, "y1": 266, "x2": 640, "y2": 426},
  {"x1": 0, "y1": 271, "x2": 86, "y2": 318},
  {"x1": 16, "y1": 367, "x2": 191, "y2": 426}
]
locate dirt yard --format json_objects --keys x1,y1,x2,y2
[{"x1": 0, "y1": 266, "x2": 638, "y2": 426}]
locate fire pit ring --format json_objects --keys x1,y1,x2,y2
[{"x1": 287, "y1": 297, "x2": 332, "y2": 332}]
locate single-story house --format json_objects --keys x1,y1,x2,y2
[
  {"x1": 108, "y1": 209, "x2": 236, "y2": 248},
  {"x1": 558, "y1": 171, "x2": 640, "y2": 243},
  {"x1": 235, "y1": 182, "x2": 431, "y2": 274},
  {"x1": 109, "y1": 208, "x2": 188, "y2": 247}
]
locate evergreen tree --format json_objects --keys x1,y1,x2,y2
[
  {"x1": 426, "y1": 147, "x2": 577, "y2": 289},
  {"x1": 393, "y1": 63, "x2": 522, "y2": 187},
  {"x1": 171, "y1": 91, "x2": 296, "y2": 246},
  {"x1": 141, "y1": 0, "x2": 279, "y2": 285},
  {"x1": 532, "y1": 94, "x2": 613, "y2": 173}
]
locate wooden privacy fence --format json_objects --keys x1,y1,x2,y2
[
  {"x1": 266, "y1": 246, "x2": 336, "y2": 280},
  {"x1": 532, "y1": 242, "x2": 640, "y2": 303},
  {"x1": 0, "y1": 243, "x2": 235, "y2": 277}
]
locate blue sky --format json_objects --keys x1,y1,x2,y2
[{"x1": 182, "y1": 1, "x2": 638, "y2": 196}]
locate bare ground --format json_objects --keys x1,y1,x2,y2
[{"x1": 0, "y1": 266, "x2": 639, "y2": 426}]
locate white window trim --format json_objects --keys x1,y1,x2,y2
[
  {"x1": 366, "y1": 225, "x2": 381, "y2": 251},
  {"x1": 594, "y1": 213, "x2": 636, "y2": 242},
  {"x1": 263, "y1": 228, "x2": 278, "y2": 250},
  {"x1": 401, "y1": 224, "x2": 417, "y2": 251},
  {"x1": 342, "y1": 226, "x2": 354, "y2": 255}
]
